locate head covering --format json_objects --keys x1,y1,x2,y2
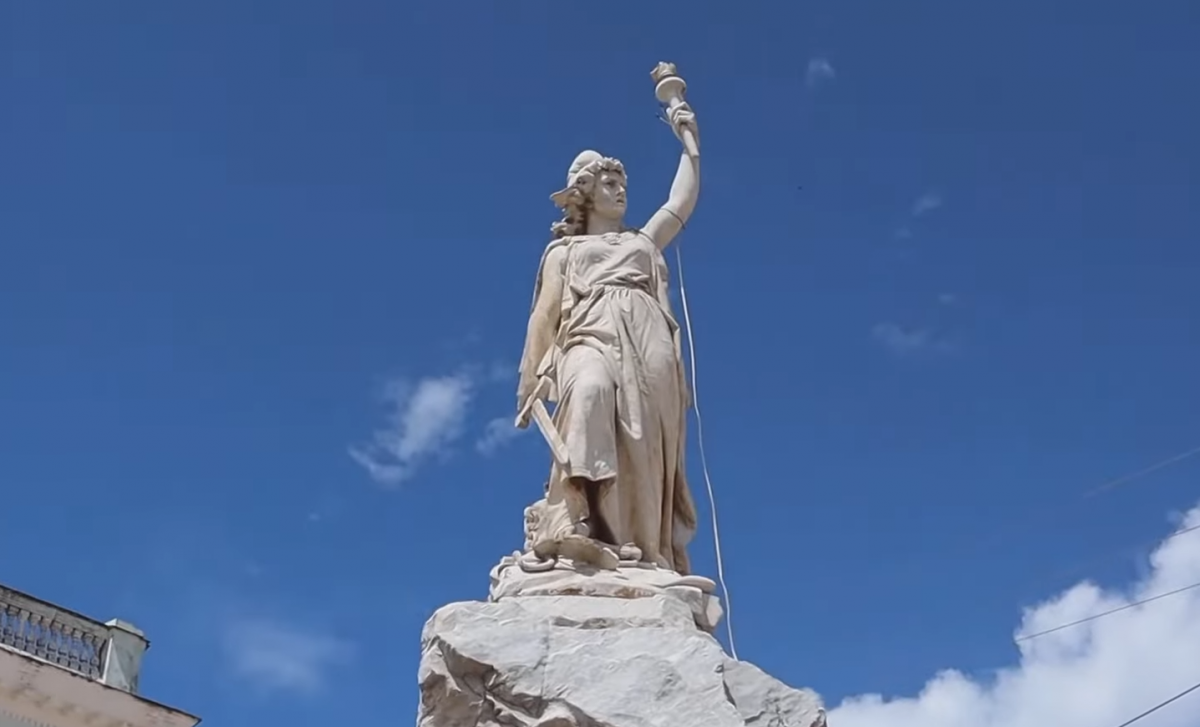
[
  {"x1": 549, "y1": 150, "x2": 622, "y2": 209},
  {"x1": 564, "y1": 150, "x2": 603, "y2": 186}
]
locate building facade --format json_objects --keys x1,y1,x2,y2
[{"x1": 0, "y1": 584, "x2": 198, "y2": 727}]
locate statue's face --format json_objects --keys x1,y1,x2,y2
[{"x1": 590, "y1": 170, "x2": 627, "y2": 221}]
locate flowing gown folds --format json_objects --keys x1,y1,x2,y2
[{"x1": 522, "y1": 231, "x2": 698, "y2": 574}]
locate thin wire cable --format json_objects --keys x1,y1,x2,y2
[
  {"x1": 1112, "y1": 679, "x2": 1200, "y2": 727},
  {"x1": 947, "y1": 442, "x2": 1200, "y2": 568},
  {"x1": 1016, "y1": 579, "x2": 1200, "y2": 642},
  {"x1": 1167, "y1": 522, "x2": 1200, "y2": 541},
  {"x1": 674, "y1": 241, "x2": 738, "y2": 660},
  {"x1": 1084, "y1": 444, "x2": 1200, "y2": 498},
  {"x1": 1013, "y1": 523, "x2": 1200, "y2": 598}
]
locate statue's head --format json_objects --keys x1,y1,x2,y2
[{"x1": 549, "y1": 150, "x2": 627, "y2": 238}]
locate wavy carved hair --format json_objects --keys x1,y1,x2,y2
[{"x1": 550, "y1": 157, "x2": 627, "y2": 239}]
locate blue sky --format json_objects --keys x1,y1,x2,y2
[{"x1": 2, "y1": 1, "x2": 1199, "y2": 725}]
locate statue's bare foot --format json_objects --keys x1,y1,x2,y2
[
  {"x1": 557, "y1": 533, "x2": 619, "y2": 570},
  {"x1": 617, "y1": 543, "x2": 642, "y2": 562},
  {"x1": 574, "y1": 518, "x2": 592, "y2": 539}
]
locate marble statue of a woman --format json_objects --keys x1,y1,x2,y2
[{"x1": 515, "y1": 91, "x2": 701, "y2": 575}]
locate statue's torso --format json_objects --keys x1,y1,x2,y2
[{"x1": 564, "y1": 232, "x2": 656, "y2": 294}]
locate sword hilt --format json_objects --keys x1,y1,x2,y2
[{"x1": 515, "y1": 376, "x2": 551, "y2": 428}]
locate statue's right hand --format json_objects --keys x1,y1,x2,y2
[
  {"x1": 516, "y1": 377, "x2": 533, "y2": 410},
  {"x1": 515, "y1": 381, "x2": 533, "y2": 428},
  {"x1": 516, "y1": 374, "x2": 547, "y2": 428}
]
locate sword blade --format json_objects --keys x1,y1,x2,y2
[{"x1": 530, "y1": 399, "x2": 570, "y2": 469}]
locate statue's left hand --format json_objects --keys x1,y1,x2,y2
[{"x1": 668, "y1": 103, "x2": 699, "y2": 149}]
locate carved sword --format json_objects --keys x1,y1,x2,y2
[{"x1": 516, "y1": 376, "x2": 570, "y2": 469}]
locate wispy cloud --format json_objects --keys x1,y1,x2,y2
[
  {"x1": 350, "y1": 361, "x2": 522, "y2": 485},
  {"x1": 831, "y1": 503, "x2": 1200, "y2": 727},
  {"x1": 872, "y1": 323, "x2": 956, "y2": 357},
  {"x1": 485, "y1": 360, "x2": 515, "y2": 384},
  {"x1": 475, "y1": 416, "x2": 524, "y2": 455},
  {"x1": 806, "y1": 57, "x2": 836, "y2": 88},
  {"x1": 911, "y1": 191, "x2": 944, "y2": 217},
  {"x1": 894, "y1": 191, "x2": 944, "y2": 239},
  {"x1": 350, "y1": 373, "x2": 474, "y2": 487},
  {"x1": 224, "y1": 620, "x2": 353, "y2": 695}
]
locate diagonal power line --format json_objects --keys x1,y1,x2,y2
[
  {"x1": 1084, "y1": 444, "x2": 1200, "y2": 498},
  {"x1": 962, "y1": 442, "x2": 1200, "y2": 564},
  {"x1": 1013, "y1": 523, "x2": 1200, "y2": 600},
  {"x1": 1017, "y1": 578, "x2": 1200, "y2": 642},
  {"x1": 1112, "y1": 679, "x2": 1200, "y2": 727}
]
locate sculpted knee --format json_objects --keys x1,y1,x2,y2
[{"x1": 572, "y1": 369, "x2": 615, "y2": 405}]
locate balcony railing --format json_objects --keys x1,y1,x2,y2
[{"x1": 0, "y1": 583, "x2": 147, "y2": 693}]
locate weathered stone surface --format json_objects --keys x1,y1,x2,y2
[
  {"x1": 417, "y1": 595, "x2": 826, "y2": 727},
  {"x1": 722, "y1": 659, "x2": 827, "y2": 727},
  {"x1": 490, "y1": 554, "x2": 725, "y2": 633}
]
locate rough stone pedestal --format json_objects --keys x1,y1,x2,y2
[
  {"x1": 490, "y1": 554, "x2": 726, "y2": 633},
  {"x1": 416, "y1": 593, "x2": 827, "y2": 727}
]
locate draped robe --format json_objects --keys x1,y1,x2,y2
[{"x1": 518, "y1": 231, "x2": 698, "y2": 574}]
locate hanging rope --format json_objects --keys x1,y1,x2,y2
[{"x1": 674, "y1": 240, "x2": 739, "y2": 660}]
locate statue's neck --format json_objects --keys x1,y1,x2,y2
[{"x1": 585, "y1": 217, "x2": 623, "y2": 236}]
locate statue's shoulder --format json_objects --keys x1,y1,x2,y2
[
  {"x1": 538, "y1": 236, "x2": 572, "y2": 270},
  {"x1": 527, "y1": 237, "x2": 573, "y2": 312},
  {"x1": 543, "y1": 236, "x2": 570, "y2": 253}
]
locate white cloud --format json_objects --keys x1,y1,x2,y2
[
  {"x1": 350, "y1": 373, "x2": 474, "y2": 487},
  {"x1": 912, "y1": 191, "x2": 944, "y2": 217},
  {"x1": 872, "y1": 323, "x2": 956, "y2": 357},
  {"x1": 831, "y1": 504, "x2": 1200, "y2": 727},
  {"x1": 224, "y1": 620, "x2": 353, "y2": 694},
  {"x1": 895, "y1": 191, "x2": 944, "y2": 237},
  {"x1": 476, "y1": 415, "x2": 525, "y2": 455},
  {"x1": 806, "y1": 57, "x2": 836, "y2": 88}
]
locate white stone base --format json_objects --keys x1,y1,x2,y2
[
  {"x1": 417, "y1": 595, "x2": 826, "y2": 727},
  {"x1": 489, "y1": 553, "x2": 724, "y2": 632}
]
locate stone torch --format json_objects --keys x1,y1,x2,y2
[{"x1": 651, "y1": 62, "x2": 699, "y2": 159}]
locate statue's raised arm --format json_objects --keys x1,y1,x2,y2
[{"x1": 640, "y1": 62, "x2": 701, "y2": 251}]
